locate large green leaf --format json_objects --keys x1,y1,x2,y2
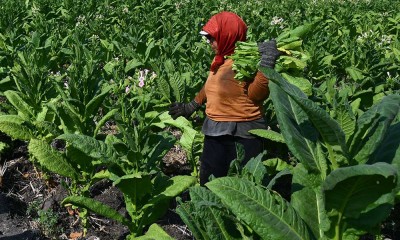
[
  {"x1": 0, "y1": 121, "x2": 33, "y2": 140},
  {"x1": 264, "y1": 72, "x2": 324, "y2": 173},
  {"x1": 242, "y1": 153, "x2": 267, "y2": 185},
  {"x1": 262, "y1": 67, "x2": 348, "y2": 169},
  {"x1": 345, "y1": 66, "x2": 365, "y2": 82},
  {"x1": 57, "y1": 133, "x2": 116, "y2": 163},
  {"x1": 334, "y1": 103, "x2": 356, "y2": 143},
  {"x1": 151, "y1": 175, "x2": 197, "y2": 199},
  {"x1": 134, "y1": 223, "x2": 174, "y2": 240},
  {"x1": 323, "y1": 162, "x2": 398, "y2": 238},
  {"x1": 112, "y1": 172, "x2": 152, "y2": 209},
  {"x1": 370, "y1": 122, "x2": 400, "y2": 165},
  {"x1": 28, "y1": 139, "x2": 78, "y2": 179},
  {"x1": 51, "y1": 103, "x2": 81, "y2": 133},
  {"x1": 349, "y1": 95, "x2": 400, "y2": 164},
  {"x1": 207, "y1": 177, "x2": 314, "y2": 240},
  {"x1": 158, "y1": 111, "x2": 199, "y2": 163},
  {"x1": 85, "y1": 85, "x2": 112, "y2": 120},
  {"x1": 281, "y1": 73, "x2": 312, "y2": 96},
  {"x1": 176, "y1": 201, "x2": 209, "y2": 240},
  {"x1": 141, "y1": 175, "x2": 197, "y2": 226},
  {"x1": 65, "y1": 144, "x2": 96, "y2": 174},
  {"x1": 291, "y1": 164, "x2": 330, "y2": 239},
  {"x1": 248, "y1": 129, "x2": 285, "y2": 143},
  {"x1": 188, "y1": 186, "x2": 242, "y2": 240},
  {"x1": 62, "y1": 196, "x2": 132, "y2": 229},
  {"x1": 4, "y1": 90, "x2": 34, "y2": 120},
  {"x1": 0, "y1": 115, "x2": 25, "y2": 124}
]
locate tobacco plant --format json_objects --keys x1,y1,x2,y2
[
  {"x1": 57, "y1": 94, "x2": 196, "y2": 238},
  {"x1": 58, "y1": 130, "x2": 196, "y2": 238}
]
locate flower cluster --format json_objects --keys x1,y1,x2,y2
[
  {"x1": 378, "y1": 34, "x2": 393, "y2": 47},
  {"x1": 76, "y1": 15, "x2": 87, "y2": 27},
  {"x1": 125, "y1": 69, "x2": 157, "y2": 94},
  {"x1": 356, "y1": 30, "x2": 374, "y2": 43},
  {"x1": 270, "y1": 16, "x2": 285, "y2": 29}
]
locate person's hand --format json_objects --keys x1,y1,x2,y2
[
  {"x1": 168, "y1": 100, "x2": 200, "y2": 119},
  {"x1": 258, "y1": 39, "x2": 283, "y2": 69}
]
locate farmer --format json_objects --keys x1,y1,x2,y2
[{"x1": 169, "y1": 11, "x2": 281, "y2": 185}]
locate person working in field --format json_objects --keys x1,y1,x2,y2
[{"x1": 169, "y1": 11, "x2": 281, "y2": 185}]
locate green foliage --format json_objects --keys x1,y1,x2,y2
[
  {"x1": 207, "y1": 177, "x2": 314, "y2": 240},
  {"x1": 0, "y1": 0, "x2": 399, "y2": 239},
  {"x1": 28, "y1": 139, "x2": 78, "y2": 179},
  {"x1": 58, "y1": 130, "x2": 197, "y2": 237},
  {"x1": 133, "y1": 223, "x2": 175, "y2": 240},
  {"x1": 154, "y1": 112, "x2": 203, "y2": 177},
  {"x1": 261, "y1": 67, "x2": 400, "y2": 239}
]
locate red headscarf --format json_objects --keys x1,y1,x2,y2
[{"x1": 202, "y1": 11, "x2": 247, "y2": 72}]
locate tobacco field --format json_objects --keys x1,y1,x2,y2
[{"x1": 0, "y1": 0, "x2": 399, "y2": 239}]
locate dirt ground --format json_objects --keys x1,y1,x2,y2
[{"x1": 0, "y1": 138, "x2": 194, "y2": 240}]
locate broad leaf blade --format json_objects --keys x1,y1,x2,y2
[
  {"x1": 189, "y1": 186, "x2": 242, "y2": 240},
  {"x1": 266, "y1": 77, "x2": 322, "y2": 172},
  {"x1": 0, "y1": 115, "x2": 25, "y2": 124},
  {"x1": 57, "y1": 133, "x2": 116, "y2": 163},
  {"x1": 134, "y1": 223, "x2": 174, "y2": 240},
  {"x1": 28, "y1": 139, "x2": 78, "y2": 179},
  {"x1": 176, "y1": 201, "x2": 209, "y2": 240},
  {"x1": 207, "y1": 177, "x2": 314, "y2": 240},
  {"x1": 350, "y1": 95, "x2": 400, "y2": 164},
  {"x1": 323, "y1": 162, "x2": 398, "y2": 238},
  {"x1": 291, "y1": 164, "x2": 330, "y2": 239},
  {"x1": 0, "y1": 121, "x2": 33, "y2": 140},
  {"x1": 248, "y1": 129, "x2": 285, "y2": 143},
  {"x1": 334, "y1": 103, "x2": 356, "y2": 143},
  {"x1": 62, "y1": 196, "x2": 131, "y2": 228},
  {"x1": 242, "y1": 153, "x2": 267, "y2": 185},
  {"x1": 142, "y1": 175, "x2": 196, "y2": 226},
  {"x1": 370, "y1": 122, "x2": 400, "y2": 165},
  {"x1": 4, "y1": 90, "x2": 34, "y2": 120},
  {"x1": 262, "y1": 67, "x2": 348, "y2": 168}
]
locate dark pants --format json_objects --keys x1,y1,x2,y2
[{"x1": 199, "y1": 135, "x2": 264, "y2": 185}]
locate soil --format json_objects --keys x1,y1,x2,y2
[{"x1": 0, "y1": 136, "x2": 194, "y2": 240}]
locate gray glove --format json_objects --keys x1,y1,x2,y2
[
  {"x1": 258, "y1": 39, "x2": 282, "y2": 69},
  {"x1": 168, "y1": 100, "x2": 200, "y2": 119}
]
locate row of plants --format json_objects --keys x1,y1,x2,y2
[{"x1": 0, "y1": 0, "x2": 399, "y2": 239}]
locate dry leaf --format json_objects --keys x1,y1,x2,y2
[{"x1": 69, "y1": 231, "x2": 83, "y2": 239}]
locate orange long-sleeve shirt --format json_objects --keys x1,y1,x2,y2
[{"x1": 194, "y1": 58, "x2": 269, "y2": 122}]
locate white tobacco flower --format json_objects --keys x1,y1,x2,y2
[
  {"x1": 380, "y1": 35, "x2": 392, "y2": 45},
  {"x1": 91, "y1": 35, "x2": 99, "y2": 41},
  {"x1": 125, "y1": 85, "x2": 130, "y2": 94},
  {"x1": 270, "y1": 16, "x2": 284, "y2": 26}
]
